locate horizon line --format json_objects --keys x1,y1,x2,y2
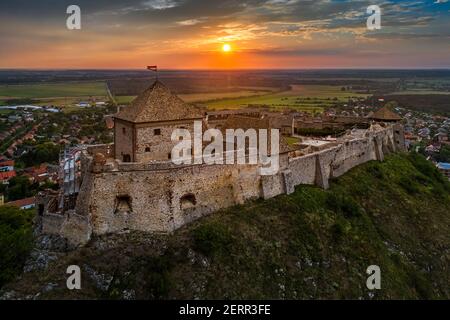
[{"x1": 1, "y1": 67, "x2": 450, "y2": 72}]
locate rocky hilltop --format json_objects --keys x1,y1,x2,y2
[{"x1": 1, "y1": 153, "x2": 449, "y2": 299}]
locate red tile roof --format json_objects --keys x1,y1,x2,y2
[
  {"x1": 5, "y1": 197, "x2": 35, "y2": 208},
  {"x1": 32, "y1": 164, "x2": 48, "y2": 175},
  {"x1": 0, "y1": 160, "x2": 15, "y2": 167},
  {"x1": 0, "y1": 171, "x2": 16, "y2": 181}
]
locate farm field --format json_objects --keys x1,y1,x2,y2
[
  {"x1": 0, "y1": 82, "x2": 108, "y2": 106},
  {"x1": 387, "y1": 90, "x2": 450, "y2": 95},
  {"x1": 114, "y1": 88, "x2": 278, "y2": 105},
  {"x1": 179, "y1": 89, "x2": 276, "y2": 103},
  {"x1": 205, "y1": 85, "x2": 370, "y2": 111},
  {"x1": 115, "y1": 96, "x2": 135, "y2": 104},
  {"x1": 114, "y1": 87, "x2": 277, "y2": 104}
]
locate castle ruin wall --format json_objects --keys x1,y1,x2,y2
[{"x1": 39, "y1": 125, "x2": 402, "y2": 247}]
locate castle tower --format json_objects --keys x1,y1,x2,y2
[
  {"x1": 113, "y1": 81, "x2": 204, "y2": 162},
  {"x1": 369, "y1": 105, "x2": 402, "y2": 122}
]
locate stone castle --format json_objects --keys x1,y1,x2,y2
[{"x1": 37, "y1": 80, "x2": 406, "y2": 247}]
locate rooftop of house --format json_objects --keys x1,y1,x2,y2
[
  {"x1": 5, "y1": 196, "x2": 35, "y2": 208},
  {"x1": 0, "y1": 160, "x2": 14, "y2": 167},
  {"x1": 0, "y1": 171, "x2": 16, "y2": 181},
  {"x1": 370, "y1": 106, "x2": 402, "y2": 121},
  {"x1": 24, "y1": 164, "x2": 48, "y2": 176},
  {"x1": 437, "y1": 162, "x2": 450, "y2": 170},
  {"x1": 114, "y1": 80, "x2": 204, "y2": 123}
]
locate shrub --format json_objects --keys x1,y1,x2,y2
[
  {"x1": 331, "y1": 223, "x2": 345, "y2": 241},
  {"x1": 408, "y1": 153, "x2": 444, "y2": 183},
  {"x1": 413, "y1": 174, "x2": 431, "y2": 186},
  {"x1": 340, "y1": 197, "x2": 362, "y2": 218},
  {"x1": 326, "y1": 193, "x2": 362, "y2": 218},
  {"x1": 398, "y1": 176, "x2": 420, "y2": 194},
  {"x1": 325, "y1": 192, "x2": 341, "y2": 212},
  {"x1": 368, "y1": 164, "x2": 384, "y2": 179},
  {"x1": 142, "y1": 256, "x2": 171, "y2": 299},
  {"x1": 0, "y1": 206, "x2": 34, "y2": 288},
  {"x1": 192, "y1": 223, "x2": 233, "y2": 257}
]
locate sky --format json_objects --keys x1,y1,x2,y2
[{"x1": 0, "y1": 0, "x2": 449, "y2": 69}]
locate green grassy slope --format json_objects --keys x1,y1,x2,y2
[{"x1": 3, "y1": 153, "x2": 449, "y2": 299}]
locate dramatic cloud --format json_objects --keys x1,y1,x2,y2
[{"x1": 0, "y1": 0, "x2": 449, "y2": 68}]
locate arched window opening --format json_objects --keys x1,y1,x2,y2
[
  {"x1": 115, "y1": 195, "x2": 132, "y2": 214},
  {"x1": 123, "y1": 154, "x2": 131, "y2": 162},
  {"x1": 180, "y1": 193, "x2": 196, "y2": 210}
]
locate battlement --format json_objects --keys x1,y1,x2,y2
[
  {"x1": 37, "y1": 123, "x2": 405, "y2": 248},
  {"x1": 36, "y1": 79, "x2": 406, "y2": 248},
  {"x1": 86, "y1": 143, "x2": 114, "y2": 158}
]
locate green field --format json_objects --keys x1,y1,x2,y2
[
  {"x1": 0, "y1": 82, "x2": 372, "y2": 113},
  {"x1": 205, "y1": 85, "x2": 370, "y2": 112},
  {"x1": 179, "y1": 90, "x2": 276, "y2": 103},
  {"x1": 115, "y1": 96, "x2": 136, "y2": 104},
  {"x1": 114, "y1": 88, "x2": 278, "y2": 105},
  {"x1": 387, "y1": 90, "x2": 450, "y2": 95},
  {"x1": 115, "y1": 85, "x2": 369, "y2": 113},
  {"x1": 0, "y1": 82, "x2": 107, "y2": 100}
]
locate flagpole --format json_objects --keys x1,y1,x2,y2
[{"x1": 147, "y1": 65, "x2": 158, "y2": 81}]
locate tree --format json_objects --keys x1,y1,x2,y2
[
  {"x1": 7, "y1": 176, "x2": 34, "y2": 201},
  {"x1": 384, "y1": 101, "x2": 399, "y2": 109},
  {"x1": 19, "y1": 142, "x2": 60, "y2": 167},
  {"x1": 435, "y1": 145, "x2": 450, "y2": 163},
  {"x1": 0, "y1": 206, "x2": 34, "y2": 288}
]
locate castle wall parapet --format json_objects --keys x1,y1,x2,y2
[{"x1": 38, "y1": 124, "x2": 404, "y2": 248}]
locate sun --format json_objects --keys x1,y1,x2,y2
[{"x1": 222, "y1": 43, "x2": 232, "y2": 52}]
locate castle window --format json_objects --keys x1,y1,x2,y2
[
  {"x1": 168, "y1": 152, "x2": 171, "y2": 159},
  {"x1": 38, "y1": 204, "x2": 44, "y2": 216},
  {"x1": 145, "y1": 147, "x2": 151, "y2": 152},
  {"x1": 154, "y1": 128, "x2": 161, "y2": 135},
  {"x1": 123, "y1": 154, "x2": 131, "y2": 162},
  {"x1": 122, "y1": 127, "x2": 126, "y2": 134},
  {"x1": 180, "y1": 193, "x2": 196, "y2": 210},
  {"x1": 115, "y1": 195, "x2": 132, "y2": 214}
]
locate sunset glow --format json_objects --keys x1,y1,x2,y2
[
  {"x1": 222, "y1": 44, "x2": 232, "y2": 53},
  {"x1": 0, "y1": 1, "x2": 449, "y2": 69}
]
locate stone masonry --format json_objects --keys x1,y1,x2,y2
[{"x1": 36, "y1": 81, "x2": 406, "y2": 247}]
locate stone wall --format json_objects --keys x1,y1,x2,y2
[
  {"x1": 135, "y1": 120, "x2": 197, "y2": 162},
  {"x1": 114, "y1": 119, "x2": 134, "y2": 162},
  {"x1": 40, "y1": 124, "x2": 403, "y2": 247}
]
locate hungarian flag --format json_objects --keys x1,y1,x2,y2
[{"x1": 147, "y1": 65, "x2": 157, "y2": 72}]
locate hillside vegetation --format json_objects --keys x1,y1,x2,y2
[
  {"x1": 0, "y1": 207, "x2": 34, "y2": 288},
  {"x1": 1, "y1": 153, "x2": 449, "y2": 299}
]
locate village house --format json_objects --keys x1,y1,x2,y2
[
  {"x1": 437, "y1": 162, "x2": 450, "y2": 180},
  {"x1": 0, "y1": 171, "x2": 16, "y2": 185},
  {"x1": 4, "y1": 196, "x2": 36, "y2": 210}
]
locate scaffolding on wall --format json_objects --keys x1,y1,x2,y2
[{"x1": 58, "y1": 147, "x2": 82, "y2": 211}]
